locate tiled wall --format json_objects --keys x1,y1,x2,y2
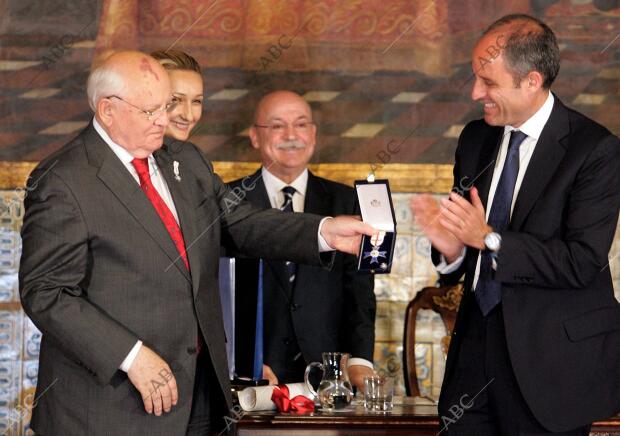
[
  {"x1": 0, "y1": 190, "x2": 37, "y2": 435},
  {"x1": 0, "y1": 190, "x2": 619, "y2": 434}
]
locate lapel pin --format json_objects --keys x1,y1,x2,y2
[{"x1": 173, "y1": 161, "x2": 181, "y2": 182}]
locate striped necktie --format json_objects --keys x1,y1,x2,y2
[{"x1": 280, "y1": 186, "x2": 297, "y2": 285}]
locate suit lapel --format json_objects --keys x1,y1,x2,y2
[
  {"x1": 304, "y1": 171, "x2": 331, "y2": 216},
  {"x1": 473, "y1": 127, "x2": 504, "y2": 209},
  {"x1": 85, "y1": 127, "x2": 191, "y2": 284},
  {"x1": 244, "y1": 169, "x2": 272, "y2": 209},
  {"x1": 154, "y1": 148, "x2": 199, "y2": 290},
  {"x1": 510, "y1": 97, "x2": 569, "y2": 230}
]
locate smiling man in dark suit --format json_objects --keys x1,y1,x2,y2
[
  {"x1": 230, "y1": 91, "x2": 376, "y2": 391},
  {"x1": 412, "y1": 14, "x2": 620, "y2": 435},
  {"x1": 18, "y1": 52, "x2": 376, "y2": 436}
]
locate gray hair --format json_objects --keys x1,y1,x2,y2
[{"x1": 86, "y1": 65, "x2": 127, "y2": 112}]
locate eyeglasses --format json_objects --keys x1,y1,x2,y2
[
  {"x1": 254, "y1": 121, "x2": 314, "y2": 135},
  {"x1": 106, "y1": 95, "x2": 177, "y2": 121}
]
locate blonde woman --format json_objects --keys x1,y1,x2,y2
[{"x1": 151, "y1": 49, "x2": 203, "y2": 141}]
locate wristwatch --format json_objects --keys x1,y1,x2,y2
[{"x1": 484, "y1": 231, "x2": 502, "y2": 252}]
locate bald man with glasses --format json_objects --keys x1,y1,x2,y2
[{"x1": 229, "y1": 91, "x2": 376, "y2": 392}]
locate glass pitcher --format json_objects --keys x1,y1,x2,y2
[{"x1": 304, "y1": 352, "x2": 354, "y2": 410}]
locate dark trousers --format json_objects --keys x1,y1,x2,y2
[
  {"x1": 438, "y1": 297, "x2": 590, "y2": 436},
  {"x1": 187, "y1": 350, "x2": 211, "y2": 435},
  {"x1": 187, "y1": 350, "x2": 229, "y2": 436}
]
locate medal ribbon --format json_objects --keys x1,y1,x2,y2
[{"x1": 270, "y1": 385, "x2": 315, "y2": 413}]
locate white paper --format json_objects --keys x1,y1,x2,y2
[
  {"x1": 356, "y1": 183, "x2": 395, "y2": 231},
  {"x1": 238, "y1": 383, "x2": 313, "y2": 412}
]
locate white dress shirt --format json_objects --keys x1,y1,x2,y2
[
  {"x1": 261, "y1": 167, "x2": 374, "y2": 370},
  {"x1": 436, "y1": 92, "x2": 555, "y2": 291},
  {"x1": 94, "y1": 118, "x2": 183, "y2": 372},
  {"x1": 261, "y1": 167, "x2": 309, "y2": 211}
]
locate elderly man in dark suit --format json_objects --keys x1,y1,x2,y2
[
  {"x1": 229, "y1": 91, "x2": 376, "y2": 391},
  {"x1": 18, "y1": 51, "x2": 375, "y2": 435},
  {"x1": 412, "y1": 14, "x2": 620, "y2": 436}
]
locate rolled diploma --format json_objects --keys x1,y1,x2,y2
[{"x1": 238, "y1": 383, "x2": 313, "y2": 412}]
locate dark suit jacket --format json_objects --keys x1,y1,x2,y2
[
  {"x1": 435, "y1": 96, "x2": 620, "y2": 432},
  {"x1": 18, "y1": 124, "x2": 330, "y2": 436},
  {"x1": 229, "y1": 170, "x2": 375, "y2": 382}
]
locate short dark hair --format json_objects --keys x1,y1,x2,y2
[
  {"x1": 483, "y1": 14, "x2": 560, "y2": 88},
  {"x1": 150, "y1": 49, "x2": 202, "y2": 75}
]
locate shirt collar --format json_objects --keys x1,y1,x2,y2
[
  {"x1": 93, "y1": 117, "x2": 153, "y2": 166},
  {"x1": 504, "y1": 91, "x2": 554, "y2": 140},
  {"x1": 261, "y1": 167, "x2": 308, "y2": 198}
]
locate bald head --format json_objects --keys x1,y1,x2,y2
[
  {"x1": 87, "y1": 51, "x2": 172, "y2": 158},
  {"x1": 106, "y1": 50, "x2": 165, "y2": 83},
  {"x1": 250, "y1": 90, "x2": 317, "y2": 184},
  {"x1": 254, "y1": 91, "x2": 313, "y2": 124},
  {"x1": 87, "y1": 51, "x2": 170, "y2": 112}
]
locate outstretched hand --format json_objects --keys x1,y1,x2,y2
[{"x1": 320, "y1": 216, "x2": 378, "y2": 256}]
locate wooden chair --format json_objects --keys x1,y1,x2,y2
[{"x1": 402, "y1": 283, "x2": 464, "y2": 397}]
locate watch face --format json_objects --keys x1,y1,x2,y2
[{"x1": 485, "y1": 233, "x2": 501, "y2": 251}]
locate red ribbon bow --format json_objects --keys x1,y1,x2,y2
[{"x1": 270, "y1": 384, "x2": 315, "y2": 413}]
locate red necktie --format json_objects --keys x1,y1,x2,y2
[
  {"x1": 131, "y1": 158, "x2": 190, "y2": 270},
  {"x1": 132, "y1": 158, "x2": 203, "y2": 354}
]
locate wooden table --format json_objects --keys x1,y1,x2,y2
[{"x1": 235, "y1": 398, "x2": 620, "y2": 435}]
